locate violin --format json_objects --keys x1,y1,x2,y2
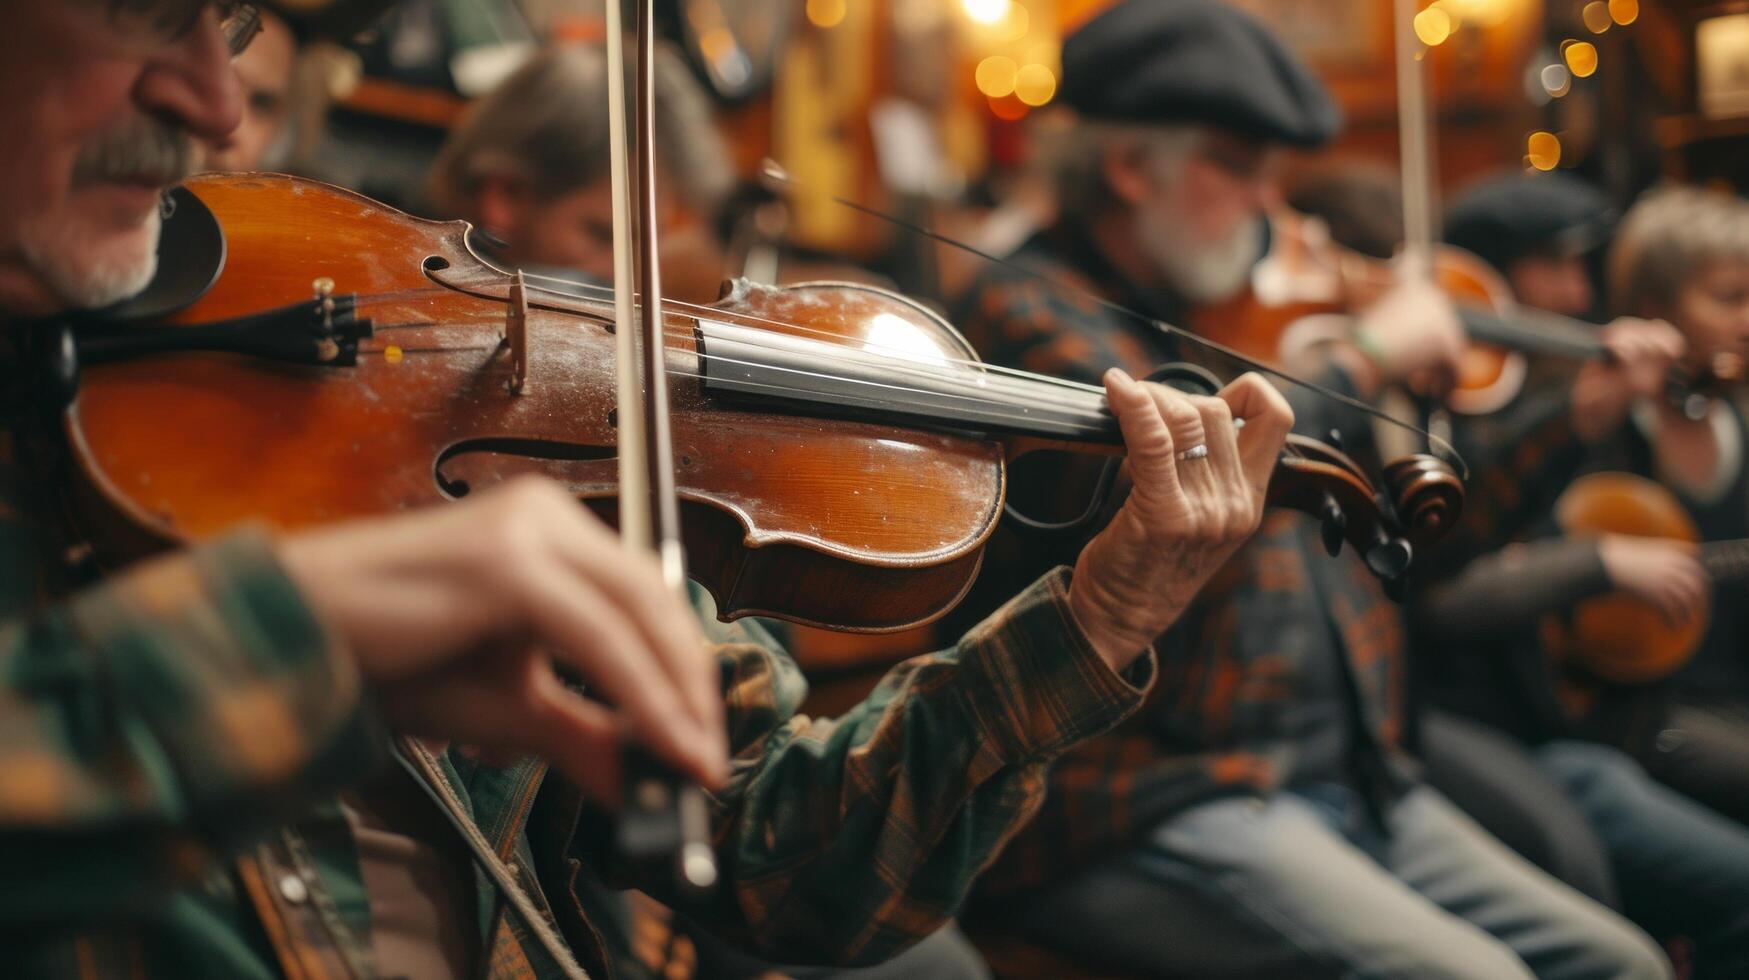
[
  {"x1": 1542, "y1": 471, "x2": 1749, "y2": 685},
  {"x1": 1194, "y1": 208, "x2": 1745, "y2": 417},
  {"x1": 56, "y1": 174, "x2": 1463, "y2": 632}
]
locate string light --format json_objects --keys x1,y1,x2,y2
[
  {"x1": 994, "y1": 3, "x2": 1029, "y2": 42},
  {"x1": 975, "y1": 55, "x2": 1018, "y2": 98},
  {"x1": 1013, "y1": 63, "x2": 1056, "y2": 106},
  {"x1": 1609, "y1": 0, "x2": 1639, "y2": 26},
  {"x1": 805, "y1": 0, "x2": 846, "y2": 29},
  {"x1": 1562, "y1": 39, "x2": 1599, "y2": 77},
  {"x1": 1582, "y1": 1, "x2": 1611, "y2": 34},
  {"x1": 1540, "y1": 63, "x2": 1572, "y2": 98},
  {"x1": 1414, "y1": 6, "x2": 1454, "y2": 46},
  {"x1": 1527, "y1": 131, "x2": 1562, "y2": 170},
  {"x1": 961, "y1": 0, "x2": 1010, "y2": 26}
]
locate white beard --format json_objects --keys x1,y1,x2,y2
[
  {"x1": 18, "y1": 203, "x2": 161, "y2": 311},
  {"x1": 1136, "y1": 211, "x2": 1260, "y2": 306}
]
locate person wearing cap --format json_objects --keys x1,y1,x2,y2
[
  {"x1": 953, "y1": 1, "x2": 1670, "y2": 977},
  {"x1": 0, "y1": 3, "x2": 1301, "y2": 978},
  {"x1": 1445, "y1": 172, "x2": 1616, "y2": 319},
  {"x1": 1282, "y1": 169, "x2": 1749, "y2": 974}
]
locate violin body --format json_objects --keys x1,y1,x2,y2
[
  {"x1": 64, "y1": 174, "x2": 1463, "y2": 636},
  {"x1": 1193, "y1": 210, "x2": 1525, "y2": 414},
  {"x1": 66, "y1": 173, "x2": 1003, "y2": 631},
  {"x1": 1543, "y1": 472, "x2": 1705, "y2": 684}
]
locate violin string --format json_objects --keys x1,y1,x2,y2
[
  {"x1": 384, "y1": 323, "x2": 1316, "y2": 466},
  {"x1": 502, "y1": 270, "x2": 1117, "y2": 397},
  {"x1": 351, "y1": 286, "x2": 1336, "y2": 468},
  {"x1": 757, "y1": 163, "x2": 1469, "y2": 479}
]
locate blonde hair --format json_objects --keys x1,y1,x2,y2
[
  {"x1": 1608, "y1": 185, "x2": 1749, "y2": 316},
  {"x1": 428, "y1": 43, "x2": 732, "y2": 219}
]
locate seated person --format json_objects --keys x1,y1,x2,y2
[
  {"x1": 1445, "y1": 171, "x2": 1615, "y2": 320},
  {"x1": 0, "y1": 3, "x2": 1288, "y2": 977},
  {"x1": 427, "y1": 42, "x2": 737, "y2": 304},
  {"x1": 954, "y1": 3, "x2": 1669, "y2": 977}
]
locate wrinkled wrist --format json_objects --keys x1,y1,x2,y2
[{"x1": 1069, "y1": 518, "x2": 1180, "y2": 670}]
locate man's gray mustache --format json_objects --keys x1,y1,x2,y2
[{"x1": 71, "y1": 119, "x2": 196, "y2": 189}]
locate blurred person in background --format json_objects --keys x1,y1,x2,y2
[
  {"x1": 203, "y1": 5, "x2": 298, "y2": 171},
  {"x1": 953, "y1": 2, "x2": 1670, "y2": 977},
  {"x1": 428, "y1": 42, "x2": 736, "y2": 303},
  {"x1": 1445, "y1": 172, "x2": 1616, "y2": 320}
]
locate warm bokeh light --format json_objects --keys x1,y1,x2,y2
[
  {"x1": 988, "y1": 93, "x2": 1029, "y2": 121},
  {"x1": 1563, "y1": 39, "x2": 1599, "y2": 77},
  {"x1": 1609, "y1": 0, "x2": 1639, "y2": 26},
  {"x1": 1527, "y1": 131, "x2": 1562, "y2": 170},
  {"x1": 1014, "y1": 63, "x2": 1057, "y2": 106},
  {"x1": 994, "y1": 3, "x2": 1030, "y2": 42},
  {"x1": 1439, "y1": 0, "x2": 1513, "y2": 28},
  {"x1": 1582, "y1": 1, "x2": 1611, "y2": 34},
  {"x1": 1540, "y1": 63, "x2": 1573, "y2": 98},
  {"x1": 805, "y1": 0, "x2": 846, "y2": 29},
  {"x1": 962, "y1": 0, "x2": 1012, "y2": 27},
  {"x1": 975, "y1": 55, "x2": 1019, "y2": 98},
  {"x1": 1414, "y1": 7, "x2": 1454, "y2": 47}
]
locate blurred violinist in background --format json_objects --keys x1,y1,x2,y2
[
  {"x1": 427, "y1": 41, "x2": 736, "y2": 302},
  {"x1": 951, "y1": 3, "x2": 1669, "y2": 978},
  {"x1": 202, "y1": 5, "x2": 299, "y2": 172}
]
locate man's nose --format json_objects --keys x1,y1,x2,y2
[{"x1": 134, "y1": 8, "x2": 244, "y2": 141}]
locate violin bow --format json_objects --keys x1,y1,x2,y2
[
  {"x1": 603, "y1": 0, "x2": 718, "y2": 895},
  {"x1": 1393, "y1": 0, "x2": 1438, "y2": 280}
]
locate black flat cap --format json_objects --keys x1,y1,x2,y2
[
  {"x1": 1445, "y1": 173, "x2": 1615, "y2": 272},
  {"x1": 1061, "y1": 0, "x2": 1341, "y2": 147}
]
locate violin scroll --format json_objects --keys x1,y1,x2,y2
[{"x1": 1383, "y1": 454, "x2": 1465, "y2": 550}]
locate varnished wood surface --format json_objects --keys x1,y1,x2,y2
[
  {"x1": 1546, "y1": 471, "x2": 1707, "y2": 685},
  {"x1": 68, "y1": 173, "x2": 1004, "y2": 631}
]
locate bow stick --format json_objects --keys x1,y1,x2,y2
[{"x1": 604, "y1": 0, "x2": 717, "y2": 895}]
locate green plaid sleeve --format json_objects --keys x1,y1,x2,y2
[
  {"x1": 0, "y1": 528, "x2": 385, "y2": 920},
  {"x1": 687, "y1": 566, "x2": 1154, "y2": 967}
]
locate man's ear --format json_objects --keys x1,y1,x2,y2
[
  {"x1": 1101, "y1": 140, "x2": 1155, "y2": 208},
  {"x1": 474, "y1": 174, "x2": 530, "y2": 242}
]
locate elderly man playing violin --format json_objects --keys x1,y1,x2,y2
[
  {"x1": 953, "y1": 2, "x2": 1672, "y2": 978},
  {"x1": 0, "y1": 2, "x2": 1295, "y2": 978}
]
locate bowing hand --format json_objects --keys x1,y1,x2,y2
[{"x1": 1069, "y1": 370, "x2": 1294, "y2": 672}]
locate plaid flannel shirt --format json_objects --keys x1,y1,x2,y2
[
  {"x1": 1, "y1": 367, "x2": 1154, "y2": 977},
  {"x1": 949, "y1": 228, "x2": 1420, "y2": 895}
]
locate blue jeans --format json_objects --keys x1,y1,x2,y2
[
  {"x1": 1538, "y1": 740, "x2": 1749, "y2": 979},
  {"x1": 1008, "y1": 784, "x2": 1669, "y2": 979}
]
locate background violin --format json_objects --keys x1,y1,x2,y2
[
  {"x1": 57, "y1": 173, "x2": 1463, "y2": 637},
  {"x1": 1193, "y1": 207, "x2": 1744, "y2": 418}
]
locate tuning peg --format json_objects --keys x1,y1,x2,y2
[
  {"x1": 1364, "y1": 534, "x2": 1413, "y2": 590},
  {"x1": 1319, "y1": 492, "x2": 1346, "y2": 557}
]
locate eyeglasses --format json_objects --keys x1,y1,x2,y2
[
  {"x1": 220, "y1": 2, "x2": 263, "y2": 58},
  {"x1": 98, "y1": 1, "x2": 263, "y2": 59}
]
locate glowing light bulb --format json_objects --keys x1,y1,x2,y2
[
  {"x1": 1527, "y1": 131, "x2": 1562, "y2": 170},
  {"x1": 1582, "y1": 1, "x2": 1611, "y2": 34},
  {"x1": 806, "y1": 0, "x2": 846, "y2": 29},
  {"x1": 1563, "y1": 39, "x2": 1599, "y2": 77},
  {"x1": 975, "y1": 55, "x2": 1018, "y2": 98},
  {"x1": 961, "y1": 0, "x2": 1011, "y2": 26},
  {"x1": 1609, "y1": 0, "x2": 1639, "y2": 26},
  {"x1": 1540, "y1": 63, "x2": 1572, "y2": 98},
  {"x1": 1014, "y1": 63, "x2": 1056, "y2": 106},
  {"x1": 1415, "y1": 7, "x2": 1454, "y2": 47}
]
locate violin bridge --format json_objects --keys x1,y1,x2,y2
[{"x1": 506, "y1": 270, "x2": 529, "y2": 394}]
